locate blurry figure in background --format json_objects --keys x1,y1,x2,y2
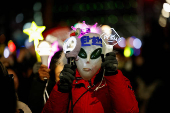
[
  {"x1": 16, "y1": 47, "x2": 37, "y2": 105},
  {"x1": 0, "y1": 61, "x2": 17, "y2": 113},
  {"x1": 28, "y1": 50, "x2": 67, "y2": 113},
  {"x1": 0, "y1": 61, "x2": 32, "y2": 113}
]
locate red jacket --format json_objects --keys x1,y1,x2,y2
[{"x1": 42, "y1": 69, "x2": 139, "y2": 113}]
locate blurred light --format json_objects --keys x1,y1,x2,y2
[
  {"x1": 118, "y1": 37, "x2": 126, "y2": 47},
  {"x1": 33, "y1": 2, "x2": 42, "y2": 11},
  {"x1": 23, "y1": 21, "x2": 46, "y2": 62},
  {"x1": 128, "y1": 37, "x2": 135, "y2": 47},
  {"x1": 108, "y1": 15, "x2": 118, "y2": 24},
  {"x1": 34, "y1": 12, "x2": 43, "y2": 25},
  {"x1": 101, "y1": 25, "x2": 111, "y2": 35},
  {"x1": 16, "y1": 13, "x2": 24, "y2": 23},
  {"x1": 25, "y1": 38, "x2": 33, "y2": 48},
  {"x1": 93, "y1": 3, "x2": 97, "y2": 10},
  {"x1": 86, "y1": 4, "x2": 90, "y2": 10},
  {"x1": 130, "y1": 15, "x2": 138, "y2": 22},
  {"x1": 124, "y1": 47, "x2": 133, "y2": 57},
  {"x1": 48, "y1": 41, "x2": 59, "y2": 68},
  {"x1": 4, "y1": 47, "x2": 10, "y2": 58},
  {"x1": 159, "y1": 15, "x2": 167, "y2": 27},
  {"x1": 134, "y1": 49, "x2": 140, "y2": 56},
  {"x1": 23, "y1": 21, "x2": 45, "y2": 43},
  {"x1": 166, "y1": 0, "x2": 170, "y2": 4},
  {"x1": 115, "y1": 1, "x2": 124, "y2": 9},
  {"x1": 123, "y1": 14, "x2": 130, "y2": 22},
  {"x1": 71, "y1": 21, "x2": 101, "y2": 38},
  {"x1": 79, "y1": 3, "x2": 86, "y2": 11},
  {"x1": 163, "y1": 3, "x2": 170, "y2": 12},
  {"x1": 161, "y1": 9, "x2": 169, "y2": 18},
  {"x1": 23, "y1": 22, "x2": 32, "y2": 30},
  {"x1": 97, "y1": 2, "x2": 103, "y2": 10},
  {"x1": 37, "y1": 41, "x2": 52, "y2": 56},
  {"x1": 8, "y1": 40, "x2": 16, "y2": 52},
  {"x1": 133, "y1": 38, "x2": 142, "y2": 49}
]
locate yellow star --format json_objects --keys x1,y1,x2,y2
[
  {"x1": 23, "y1": 21, "x2": 46, "y2": 62},
  {"x1": 23, "y1": 21, "x2": 46, "y2": 43}
]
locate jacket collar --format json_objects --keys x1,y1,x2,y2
[{"x1": 72, "y1": 68, "x2": 103, "y2": 89}]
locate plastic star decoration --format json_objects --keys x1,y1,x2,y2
[
  {"x1": 23, "y1": 21, "x2": 46, "y2": 62},
  {"x1": 23, "y1": 21, "x2": 46, "y2": 44}
]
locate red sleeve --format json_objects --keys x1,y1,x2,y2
[
  {"x1": 41, "y1": 83, "x2": 69, "y2": 113},
  {"x1": 105, "y1": 70, "x2": 139, "y2": 113}
]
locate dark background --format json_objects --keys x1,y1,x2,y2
[{"x1": 0, "y1": 0, "x2": 169, "y2": 112}]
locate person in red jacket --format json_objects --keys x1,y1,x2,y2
[{"x1": 42, "y1": 27, "x2": 139, "y2": 113}]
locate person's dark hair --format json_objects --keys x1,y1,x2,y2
[
  {"x1": 49, "y1": 51, "x2": 63, "y2": 81},
  {"x1": 0, "y1": 61, "x2": 17, "y2": 113}
]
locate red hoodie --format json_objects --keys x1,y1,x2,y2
[{"x1": 42, "y1": 69, "x2": 139, "y2": 113}]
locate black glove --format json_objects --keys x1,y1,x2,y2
[
  {"x1": 101, "y1": 52, "x2": 118, "y2": 76},
  {"x1": 58, "y1": 64, "x2": 75, "y2": 93}
]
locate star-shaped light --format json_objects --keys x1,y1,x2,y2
[
  {"x1": 23, "y1": 21, "x2": 46, "y2": 62},
  {"x1": 23, "y1": 21, "x2": 46, "y2": 43}
]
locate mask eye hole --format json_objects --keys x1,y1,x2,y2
[
  {"x1": 78, "y1": 48, "x2": 87, "y2": 59},
  {"x1": 90, "y1": 48, "x2": 102, "y2": 59}
]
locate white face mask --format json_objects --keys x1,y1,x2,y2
[{"x1": 75, "y1": 33, "x2": 102, "y2": 80}]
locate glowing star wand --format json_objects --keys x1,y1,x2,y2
[{"x1": 23, "y1": 21, "x2": 46, "y2": 62}]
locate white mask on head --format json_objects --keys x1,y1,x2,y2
[{"x1": 75, "y1": 33, "x2": 102, "y2": 80}]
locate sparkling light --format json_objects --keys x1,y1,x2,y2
[
  {"x1": 4, "y1": 47, "x2": 10, "y2": 58},
  {"x1": 71, "y1": 21, "x2": 101, "y2": 38},
  {"x1": 101, "y1": 25, "x2": 111, "y2": 35},
  {"x1": 37, "y1": 41, "x2": 52, "y2": 56},
  {"x1": 133, "y1": 49, "x2": 140, "y2": 56},
  {"x1": 16, "y1": 13, "x2": 24, "y2": 23},
  {"x1": 48, "y1": 41, "x2": 59, "y2": 68},
  {"x1": 118, "y1": 37, "x2": 126, "y2": 47},
  {"x1": 161, "y1": 9, "x2": 169, "y2": 18},
  {"x1": 8, "y1": 40, "x2": 16, "y2": 52},
  {"x1": 124, "y1": 47, "x2": 133, "y2": 57},
  {"x1": 23, "y1": 21, "x2": 46, "y2": 62},
  {"x1": 163, "y1": 3, "x2": 170, "y2": 12},
  {"x1": 159, "y1": 15, "x2": 167, "y2": 27},
  {"x1": 133, "y1": 38, "x2": 142, "y2": 49},
  {"x1": 25, "y1": 38, "x2": 34, "y2": 48}
]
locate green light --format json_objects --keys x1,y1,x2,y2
[
  {"x1": 101, "y1": 17, "x2": 104, "y2": 23},
  {"x1": 131, "y1": 1, "x2": 138, "y2": 8},
  {"x1": 89, "y1": 3, "x2": 94, "y2": 11},
  {"x1": 86, "y1": 4, "x2": 90, "y2": 10},
  {"x1": 72, "y1": 3, "x2": 80, "y2": 12},
  {"x1": 93, "y1": 3, "x2": 97, "y2": 10},
  {"x1": 115, "y1": 1, "x2": 124, "y2": 9},
  {"x1": 130, "y1": 15, "x2": 138, "y2": 22},
  {"x1": 98, "y1": 2, "x2": 103, "y2": 10},
  {"x1": 104, "y1": 2, "x2": 109, "y2": 10},
  {"x1": 108, "y1": 15, "x2": 118, "y2": 24},
  {"x1": 124, "y1": 47, "x2": 134, "y2": 57},
  {"x1": 123, "y1": 14, "x2": 130, "y2": 22},
  {"x1": 79, "y1": 3, "x2": 86, "y2": 11}
]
